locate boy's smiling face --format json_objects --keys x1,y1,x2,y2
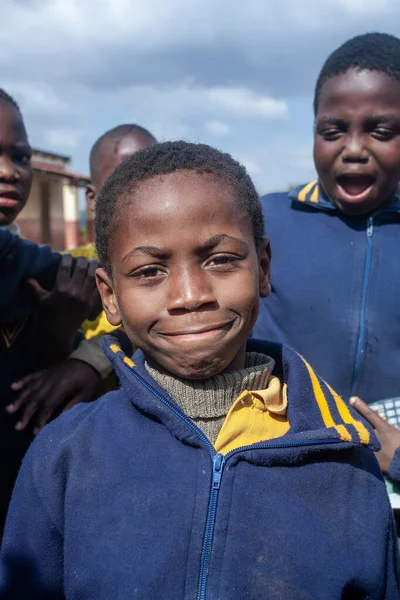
[
  {"x1": 314, "y1": 69, "x2": 400, "y2": 216},
  {"x1": 97, "y1": 170, "x2": 271, "y2": 379}
]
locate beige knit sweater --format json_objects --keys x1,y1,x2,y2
[{"x1": 145, "y1": 353, "x2": 274, "y2": 444}]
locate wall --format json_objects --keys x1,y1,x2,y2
[{"x1": 17, "y1": 174, "x2": 77, "y2": 250}]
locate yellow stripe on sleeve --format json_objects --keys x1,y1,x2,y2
[
  {"x1": 300, "y1": 357, "x2": 352, "y2": 441},
  {"x1": 297, "y1": 180, "x2": 317, "y2": 202},
  {"x1": 325, "y1": 382, "x2": 370, "y2": 445}
]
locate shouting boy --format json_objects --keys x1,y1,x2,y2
[{"x1": 252, "y1": 32, "x2": 400, "y2": 479}]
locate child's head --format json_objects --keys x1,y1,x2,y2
[
  {"x1": 313, "y1": 32, "x2": 400, "y2": 216},
  {"x1": 86, "y1": 124, "x2": 157, "y2": 210},
  {"x1": 0, "y1": 89, "x2": 32, "y2": 227},
  {"x1": 95, "y1": 141, "x2": 270, "y2": 379}
]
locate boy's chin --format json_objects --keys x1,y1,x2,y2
[{"x1": 149, "y1": 353, "x2": 238, "y2": 381}]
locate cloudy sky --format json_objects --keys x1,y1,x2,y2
[{"x1": 3, "y1": 0, "x2": 400, "y2": 194}]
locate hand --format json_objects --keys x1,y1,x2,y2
[
  {"x1": 28, "y1": 254, "x2": 101, "y2": 326},
  {"x1": 28, "y1": 254, "x2": 102, "y2": 363},
  {"x1": 6, "y1": 359, "x2": 101, "y2": 435},
  {"x1": 350, "y1": 396, "x2": 400, "y2": 473}
]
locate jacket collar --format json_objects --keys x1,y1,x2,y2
[
  {"x1": 102, "y1": 336, "x2": 379, "y2": 453},
  {"x1": 289, "y1": 180, "x2": 400, "y2": 216}
]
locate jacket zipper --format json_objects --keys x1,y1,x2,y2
[
  {"x1": 350, "y1": 216, "x2": 374, "y2": 397},
  {"x1": 127, "y1": 365, "x2": 342, "y2": 600}
]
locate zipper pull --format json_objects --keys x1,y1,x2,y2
[
  {"x1": 367, "y1": 216, "x2": 373, "y2": 237},
  {"x1": 212, "y1": 454, "x2": 225, "y2": 490}
]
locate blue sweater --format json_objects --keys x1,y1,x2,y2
[
  {"x1": 1, "y1": 337, "x2": 398, "y2": 599},
  {"x1": 252, "y1": 181, "x2": 400, "y2": 404}
]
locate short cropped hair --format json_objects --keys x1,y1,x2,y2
[
  {"x1": 95, "y1": 141, "x2": 264, "y2": 274},
  {"x1": 0, "y1": 89, "x2": 20, "y2": 111},
  {"x1": 314, "y1": 32, "x2": 400, "y2": 114},
  {"x1": 89, "y1": 124, "x2": 157, "y2": 183}
]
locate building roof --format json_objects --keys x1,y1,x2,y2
[
  {"x1": 32, "y1": 161, "x2": 90, "y2": 185},
  {"x1": 32, "y1": 147, "x2": 71, "y2": 163}
]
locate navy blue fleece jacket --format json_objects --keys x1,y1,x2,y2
[
  {"x1": 252, "y1": 181, "x2": 400, "y2": 404},
  {"x1": 1, "y1": 337, "x2": 398, "y2": 599}
]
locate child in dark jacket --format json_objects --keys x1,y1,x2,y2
[
  {"x1": 252, "y1": 32, "x2": 400, "y2": 480},
  {"x1": 1, "y1": 141, "x2": 398, "y2": 599},
  {"x1": 0, "y1": 88, "x2": 102, "y2": 534},
  {"x1": 0, "y1": 229, "x2": 99, "y2": 533}
]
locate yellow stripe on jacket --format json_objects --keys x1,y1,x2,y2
[
  {"x1": 68, "y1": 243, "x2": 118, "y2": 340},
  {"x1": 215, "y1": 376, "x2": 289, "y2": 455},
  {"x1": 297, "y1": 180, "x2": 317, "y2": 202}
]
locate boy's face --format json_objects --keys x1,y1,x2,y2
[
  {"x1": 0, "y1": 101, "x2": 32, "y2": 226},
  {"x1": 97, "y1": 171, "x2": 271, "y2": 379},
  {"x1": 86, "y1": 134, "x2": 155, "y2": 211},
  {"x1": 314, "y1": 69, "x2": 400, "y2": 216}
]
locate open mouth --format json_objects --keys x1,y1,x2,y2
[{"x1": 336, "y1": 174, "x2": 375, "y2": 198}]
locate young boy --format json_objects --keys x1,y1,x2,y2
[
  {"x1": 1, "y1": 141, "x2": 398, "y2": 599},
  {"x1": 8, "y1": 125, "x2": 157, "y2": 435},
  {"x1": 251, "y1": 33, "x2": 400, "y2": 482}
]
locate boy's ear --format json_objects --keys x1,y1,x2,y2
[
  {"x1": 86, "y1": 184, "x2": 97, "y2": 213},
  {"x1": 95, "y1": 268, "x2": 122, "y2": 326},
  {"x1": 258, "y1": 239, "x2": 271, "y2": 299}
]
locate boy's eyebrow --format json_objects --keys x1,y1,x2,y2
[
  {"x1": 122, "y1": 235, "x2": 248, "y2": 263},
  {"x1": 200, "y1": 234, "x2": 248, "y2": 250},
  {"x1": 366, "y1": 114, "x2": 400, "y2": 123},
  {"x1": 315, "y1": 117, "x2": 344, "y2": 126},
  {"x1": 122, "y1": 246, "x2": 170, "y2": 261}
]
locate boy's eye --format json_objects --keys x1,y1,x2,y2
[
  {"x1": 207, "y1": 255, "x2": 242, "y2": 269},
  {"x1": 132, "y1": 266, "x2": 166, "y2": 279},
  {"x1": 14, "y1": 152, "x2": 31, "y2": 165},
  {"x1": 371, "y1": 128, "x2": 396, "y2": 141},
  {"x1": 319, "y1": 128, "x2": 342, "y2": 141}
]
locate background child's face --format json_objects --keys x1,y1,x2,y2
[
  {"x1": 86, "y1": 134, "x2": 155, "y2": 211},
  {"x1": 0, "y1": 100, "x2": 32, "y2": 226},
  {"x1": 314, "y1": 69, "x2": 400, "y2": 216},
  {"x1": 97, "y1": 171, "x2": 271, "y2": 379}
]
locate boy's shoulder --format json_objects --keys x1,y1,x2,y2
[{"x1": 259, "y1": 189, "x2": 292, "y2": 209}]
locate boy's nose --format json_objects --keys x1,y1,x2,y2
[
  {"x1": 341, "y1": 137, "x2": 369, "y2": 163},
  {"x1": 0, "y1": 156, "x2": 19, "y2": 181},
  {"x1": 167, "y1": 270, "x2": 217, "y2": 313}
]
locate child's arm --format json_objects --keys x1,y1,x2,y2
[
  {"x1": 0, "y1": 229, "x2": 61, "y2": 290},
  {"x1": 0, "y1": 229, "x2": 62, "y2": 321}
]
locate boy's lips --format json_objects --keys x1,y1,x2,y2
[
  {"x1": 336, "y1": 174, "x2": 375, "y2": 201},
  {"x1": 158, "y1": 320, "x2": 234, "y2": 339},
  {"x1": 0, "y1": 190, "x2": 22, "y2": 209}
]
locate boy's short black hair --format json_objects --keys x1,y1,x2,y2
[
  {"x1": 0, "y1": 89, "x2": 20, "y2": 111},
  {"x1": 90, "y1": 124, "x2": 157, "y2": 182},
  {"x1": 95, "y1": 140, "x2": 264, "y2": 274},
  {"x1": 314, "y1": 32, "x2": 400, "y2": 115}
]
